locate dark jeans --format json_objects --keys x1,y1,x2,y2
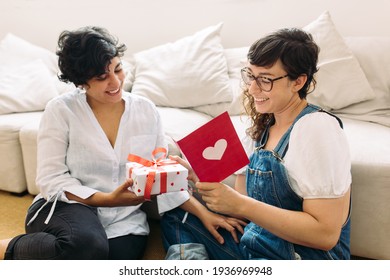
[{"x1": 5, "y1": 199, "x2": 147, "y2": 260}]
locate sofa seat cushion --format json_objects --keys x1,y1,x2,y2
[
  {"x1": 340, "y1": 117, "x2": 390, "y2": 259},
  {"x1": 20, "y1": 119, "x2": 42, "y2": 195},
  {"x1": 341, "y1": 118, "x2": 390, "y2": 166},
  {"x1": 0, "y1": 112, "x2": 42, "y2": 193}
]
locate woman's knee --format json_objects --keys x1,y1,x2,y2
[
  {"x1": 62, "y1": 227, "x2": 109, "y2": 259},
  {"x1": 5, "y1": 230, "x2": 108, "y2": 260}
]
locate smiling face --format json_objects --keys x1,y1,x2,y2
[
  {"x1": 84, "y1": 57, "x2": 125, "y2": 106},
  {"x1": 246, "y1": 59, "x2": 299, "y2": 115}
]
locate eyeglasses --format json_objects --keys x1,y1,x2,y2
[{"x1": 241, "y1": 67, "x2": 289, "y2": 92}]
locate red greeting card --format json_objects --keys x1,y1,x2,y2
[{"x1": 176, "y1": 111, "x2": 249, "y2": 182}]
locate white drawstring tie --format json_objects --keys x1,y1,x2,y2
[{"x1": 27, "y1": 192, "x2": 61, "y2": 226}]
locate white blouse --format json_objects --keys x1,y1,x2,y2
[
  {"x1": 239, "y1": 112, "x2": 351, "y2": 199},
  {"x1": 32, "y1": 89, "x2": 189, "y2": 238}
]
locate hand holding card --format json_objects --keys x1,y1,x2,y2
[{"x1": 176, "y1": 112, "x2": 249, "y2": 182}]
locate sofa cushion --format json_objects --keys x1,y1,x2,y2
[
  {"x1": 156, "y1": 107, "x2": 212, "y2": 155},
  {"x1": 334, "y1": 37, "x2": 390, "y2": 127},
  {"x1": 303, "y1": 11, "x2": 376, "y2": 111},
  {"x1": 340, "y1": 117, "x2": 390, "y2": 259},
  {"x1": 0, "y1": 60, "x2": 59, "y2": 115},
  {"x1": 191, "y1": 78, "x2": 244, "y2": 117},
  {"x1": 190, "y1": 45, "x2": 250, "y2": 117},
  {"x1": 0, "y1": 112, "x2": 42, "y2": 193},
  {"x1": 131, "y1": 23, "x2": 232, "y2": 108},
  {"x1": 20, "y1": 119, "x2": 42, "y2": 195},
  {"x1": 0, "y1": 33, "x2": 58, "y2": 74},
  {"x1": 224, "y1": 47, "x2": 249, "y2": 80}
]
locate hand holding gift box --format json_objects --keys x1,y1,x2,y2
[{"x1": 126, "y1": 147, "x2": 188, "y2": 200}]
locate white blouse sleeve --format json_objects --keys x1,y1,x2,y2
[
  {"x1": 284, "y1": 112, "x2": 352, "y2": 199},
  {"x1": 36, "y1": 97, "x2": 98, "y2": 202}
]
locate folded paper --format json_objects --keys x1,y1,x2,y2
[{"x1": 176, "y1": 111, "x2": 249, "y2": 182}]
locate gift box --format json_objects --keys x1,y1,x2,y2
[{"x1": 126, "y1": 148, "x2": 188, "y2": 199}]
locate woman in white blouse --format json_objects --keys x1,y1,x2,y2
[{"x1": 1, "y1": 26, "x2": 187, "y2": 260}]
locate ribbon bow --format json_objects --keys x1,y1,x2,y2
[{"x1": 127, "y1": 147, "x2": 177, "y2": 200}]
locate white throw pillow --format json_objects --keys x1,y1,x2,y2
[
  {"x1": 131, "y1": 23, "x2": 232, "y2": 108},
  {"x1": 303, "y1": 11, "x2": 375, "y2": 110},
  {"x1": 184, "y1": 47, "x2": 249, "y2": 117},
  {"x1": 0, "y1": 60, "x2": 58, "y2": 114},
  {"x1": 0, "y1": 33, "x2": 58, "y2": 74},
  {"x1": 224, "y1": 47, "x2": 249, "y2": 80},
  {"x1": 333, "y1": 37, "x2": 390, "y2": 127},
  {"x1": 192, "y1": 78, "x2": 245, "y2": 117},
  {"x1": 122, "y1": 57, "x2": 136, "y2": 92}
]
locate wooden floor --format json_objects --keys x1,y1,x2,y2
[
  {"x1": 0, "y1": 190, "x2": 33, "y2": 240},
  {"x1": 0, "y1": 190, "x2": 165, "y2": 259}
]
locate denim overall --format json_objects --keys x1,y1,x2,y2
[{"x1": 241, "y1": 104, "x2": 351, "y2": 259}]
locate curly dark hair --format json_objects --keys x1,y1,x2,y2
[
  {"x1": 243, "y1": 28, "x2": 319, "y2": 142},
  {"x1": 56, "y1": 26, "x2": 127, "y2": 87}
]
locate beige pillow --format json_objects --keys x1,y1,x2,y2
[
  {"x1": 131, "y1": 23, "x2": 232, "y2": 108},
  {"x1": 304, "y1": 11, "x2": 375, "y2": 110},
  {"x1": 333, "y1": 37, "x2": 390, "y2": 127}
]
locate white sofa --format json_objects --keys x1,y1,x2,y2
[{"x1": 0, "y1": 11, "x2": 389, "y2": 260}]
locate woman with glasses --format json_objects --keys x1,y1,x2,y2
[{"x1": 161, "y1": 28, "x2": 352, "y2": 260}]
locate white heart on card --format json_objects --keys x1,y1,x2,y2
[{"x1": 202, "y1": 139, "x2": 227, "y2": 160}]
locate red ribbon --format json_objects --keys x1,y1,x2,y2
[{"x1": 127, "y1": 148, "x2": 177, "y2": 200}]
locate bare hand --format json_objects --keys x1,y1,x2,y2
[
  {"x1": 65, "y1": 179, "x2": 145, "y2": 207},
  {"x1": 196, "y1": 182, "x2": 243, "y2": 216},
  {"x1": 169, "y1": 155, "x2": 199, "y2": 183},
  {"x1": 200, "y1": 211, "x2": 247, "y2": 244},
  {"x1": 107, "y1": 179, "x2": 145, "y2": 206}
]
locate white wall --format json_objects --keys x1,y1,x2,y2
[{"x1": 1, "y1": 0, "x2": 389, "y2": 54}]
